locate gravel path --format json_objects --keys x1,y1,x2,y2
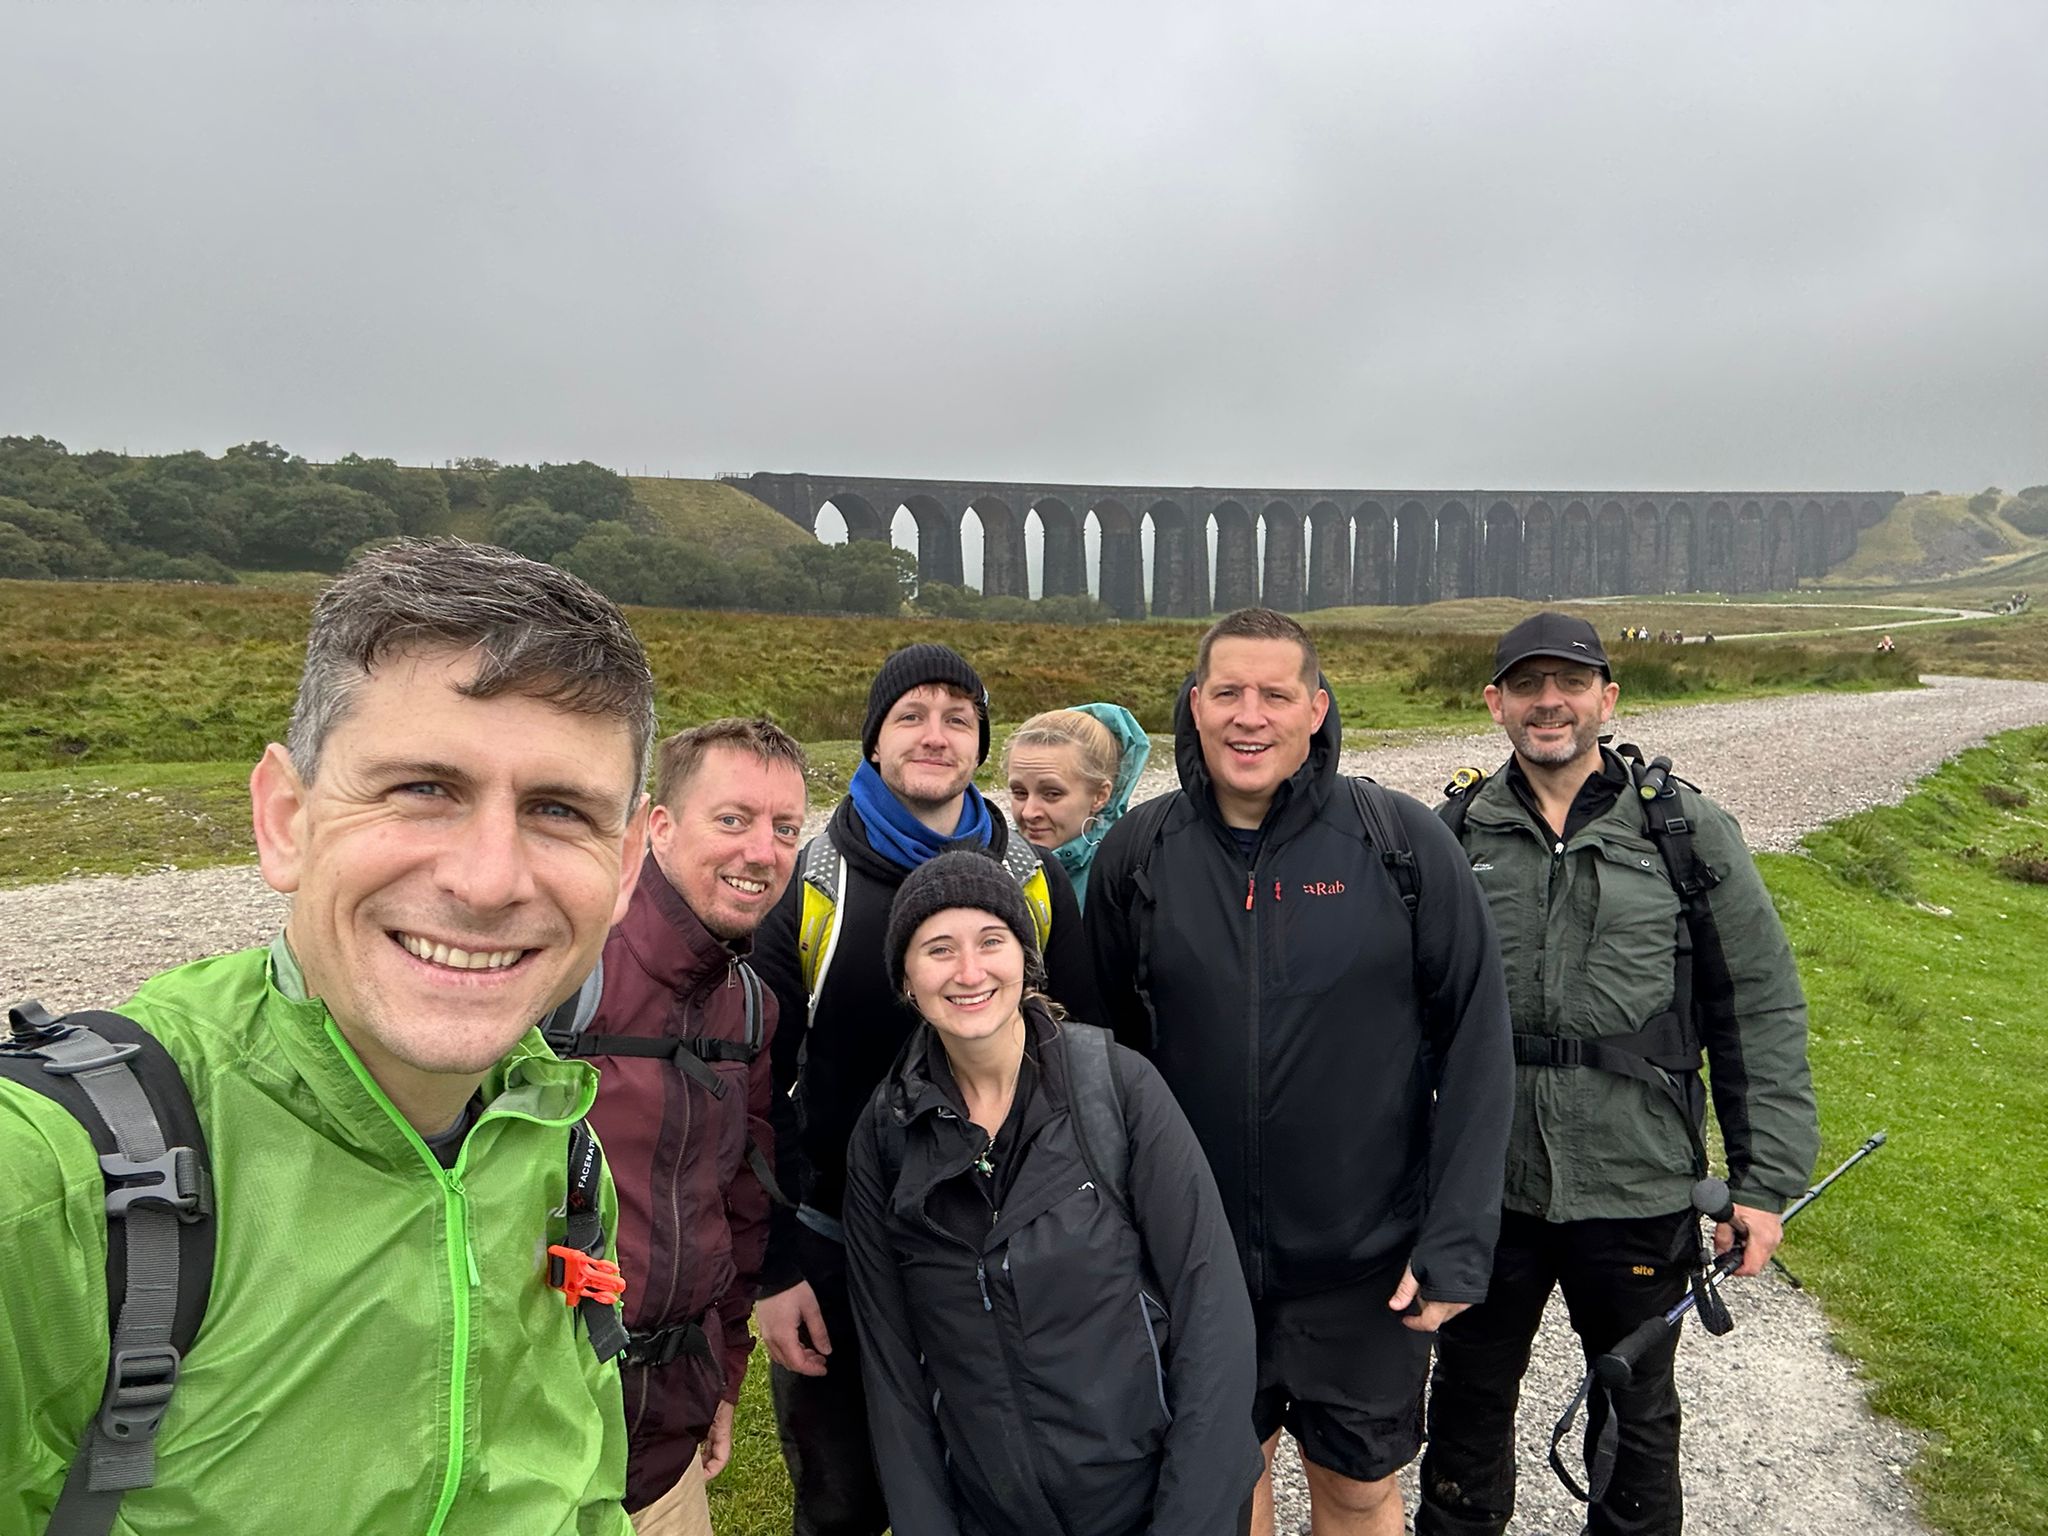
[{"x1": 9, "y1": 674, "x2": 2048, "y2": 1534}]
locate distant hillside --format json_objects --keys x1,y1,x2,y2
[
  {"x1": 629, "y1": 477, "x2": 812, "y2": 558},
  {"x1": 1824, "y1": 492, "x2": 2043, "y2": 586}
]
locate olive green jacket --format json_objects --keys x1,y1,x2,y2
[
  {"x1": 1453, "y1": 751, "x2": 1818, "y2": 1222},
  {"x1": 0, "y1": 942, "x2": 631, "y2": 1535}
]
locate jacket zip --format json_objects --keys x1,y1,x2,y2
[
  {"x1": 1242, "y1": 843, "x2": 1265, "y2": 1298},
  {"x1": 327, "y1": 1022, "x2": 594, "y2": 1536},
  {"x1": 913, "y1": 1111, "x2": 1074, "y2": 1536},
  {"x1": 327, "y1": 1023, "x2": 478, "y2": 1536}
]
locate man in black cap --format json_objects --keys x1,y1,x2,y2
[
  {"x1": 750, "y1": 642, "x2": 1104, "y2": 1536},
  {"x1": 1417, "y1": 613, "x2": 1817, "y2": 1536}
]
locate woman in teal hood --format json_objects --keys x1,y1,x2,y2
[{"x1": 1002, "y1": 702, "x2": 1152, "y2": 907}]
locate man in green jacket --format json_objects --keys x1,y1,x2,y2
[
  {"x1": 1, "y1": 539, "x2": 654, "y2": 1535},
  {"x1": 1417, "y1": 612, "x2": 1819, "y2": 1536}
]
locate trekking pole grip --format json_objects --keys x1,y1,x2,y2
[{"x1": 1593, "y1": 1315, "x2": 1670, "y2": 1388}]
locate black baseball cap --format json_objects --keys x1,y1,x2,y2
[{"x1": 1491, "y1": 612, "x2": 1610, "y2": 683}]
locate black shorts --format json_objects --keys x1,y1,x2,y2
[{"x1": 1250, "y1": 1262, "x2": 1435, "y2": 1484}]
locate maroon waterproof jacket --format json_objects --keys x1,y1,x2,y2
[{"x1": 583, "y1": 850, "x2": 778, "y2": 1510}]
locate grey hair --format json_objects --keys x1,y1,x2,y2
[{"x1": 285, "y1": 538, "x2": 658, "y2": 800}]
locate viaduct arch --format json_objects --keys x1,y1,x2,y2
[{"x1": 726, "y1": 472, "x2": 1898, "y2": 619}]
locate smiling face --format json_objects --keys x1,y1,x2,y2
[
  {"x1": 649, "y1": 743, "x2": 807, "y2": 940},
  {"x1": 1189, "y1": 635, "x2": 1329, "y2": 829},
  {"x1": 1485, "y1": 659, "x2": 1619, "y2": 772},
  {"x1": 251, "y1": 645, "x2": 645, "y2": 1117},
  {"x1": 902, "y1": 906, "x2": 1028, "y2": 1048},
  {"x1": 1007, "y1": 742, "x2": 1112, "y2": 849},
  {"x1": 871, "y1": 683, "x2": 982, "y2": 822}
]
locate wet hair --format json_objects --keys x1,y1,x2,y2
[
  {"x1": 285, "y1": 538, "x2": 657, "y2": 801},
  {"x1": 1003, "y1": 709, "x2": 1120, "y2": 796},
  {"x1": 1195, "y1": 607, "x2": 1319, "y2": 687},
  {"x1": 654, "y1": 715, "x2": 809, "y2": 809}
]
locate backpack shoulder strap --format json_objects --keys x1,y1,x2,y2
[
  {"x1": 796, "y1": 832, "x2": 848, "y2": 1016},
  {"x1": 1, "y1": 1000, "x2": 216, "y2": 1536},
  {"x1": 1621, "y1": 752, "x2": 1721, "y2": 908},
  {"x1": 1058, "y1": 1023, "x2": 1132, "y2": 1222},
  {"x1": 1348, "y1": 776, "x2": 1420, "y2": 919},
  {"x1": 1438, "y1": 765, "x2": 1489, "y2": 840},
  {"x1": 1111, "y1": 789, "x2": 1181, "y2": 896},
  {"x1": 539, "y1": 958, "x2": 605, "y2": 1056},
  {"x1": 736, "y1": 960, "x2": 766, "y2": 1052},
  {"x1": 548, "y1": 1121, "x2": 629, "y2": 1363},
  {"x1": 999, "y1": 839, "x2": 1055, "y2": 952}
]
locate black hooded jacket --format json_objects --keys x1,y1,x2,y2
[
  {"x1": 844, "y1": 1005, "x2": 1262, "y2": 1536},
  {"x1": 1085, "y1": 680, "x2": 1514, "y2": 1302},
  {"x1": 754, "y1": 796, "x2": 1106, "y2": 1293}
]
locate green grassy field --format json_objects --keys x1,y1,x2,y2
[
  {"x1": 0, "y1": 579, "x2": 1925, "y2": 779},
  {"x1": 1760, "y1": 729, "x2": 2048, "y2": 1535}
]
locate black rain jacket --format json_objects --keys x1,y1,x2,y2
[
  {"x1": 754, "y1": 798, "x2": 1106, "y2": 1293},
  {"x1": 1085, "y1": 680, "x2": 1514, "y2": 1302},
  {"x1": 844, "y1": 1004, "x2": 1261, "y2": 1536}
]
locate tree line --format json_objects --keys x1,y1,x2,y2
[{"x1": 0, "y1": 436, "x2": 1113, "y2": 622}]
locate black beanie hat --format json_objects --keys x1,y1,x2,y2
[
  {"x1": 862, "y1": 643, "x2": 990, "y2": 766},
  {"x1": 886, "y1": 849, "x2": 1041, "y2": 999}
]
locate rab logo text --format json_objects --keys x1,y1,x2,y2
[{"x1": 1301, "y1": 880, "x2": 1346, "y2": 897}]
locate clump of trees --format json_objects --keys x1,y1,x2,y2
[{"x1": 0, "y1": 435, "x2": 1114, "y2": 623}]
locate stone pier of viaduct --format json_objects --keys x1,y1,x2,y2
[{"x1": 722, "y1": 472, "x2": 1899, "y2": 619}]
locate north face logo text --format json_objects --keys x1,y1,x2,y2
[{"x1": 1301, "y1": 880, "x2": 1346, "y2": 897}]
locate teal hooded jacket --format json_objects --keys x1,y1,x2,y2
[{"x1": 0, "y1": 942, "x2": 631, "y2": 1535}]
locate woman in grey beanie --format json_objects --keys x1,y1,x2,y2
[{"x1": 841, "y1": 850, "x2": 1262, "y2": 1536}]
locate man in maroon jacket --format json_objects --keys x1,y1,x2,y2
[{"x1": 576, "y1": 716, "x2": 810, "y2": 1534}]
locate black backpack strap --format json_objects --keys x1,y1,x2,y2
[
  {"x1": 1349, "y1": 777, "x2": 1419, "y2": 918},
  {"x1": 1058, "y1": 1024, "x2": 1132, "y2": 1222},
  {"x1": 736, "y1": 961, "x2": 766, "y2": 1053},
  {"x1": 539, "y1": 960, "x2": 605, "y2": 1056},
  {"x1": 2, "y1": 1001, "x2": 216, "y2": 1536},
  {"x1": 1437, "y1": 764, "x2": 1494, "y2": 840},
  {"x1": 548, "y1": 1122, "x2": 629, "y2": 1364}
]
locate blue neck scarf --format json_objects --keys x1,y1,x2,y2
[{"x1": 849, "y1": 760, "x2": 994, "y2": 870}]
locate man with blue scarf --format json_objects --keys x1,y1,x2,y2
[{"x1": 751, "y1": 642, "x2": 1105, "y2": 1536}]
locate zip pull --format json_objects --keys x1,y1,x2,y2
[
  {"x1": 1273, "y1": 878, "x2": 1283, "y2": 903},
  {"x1": 976, "y1": 1259, "x2": 993, "y2": 1312},
  {"x1": 1245, "y1": 872, "x2": 1255, "y2": 912}
]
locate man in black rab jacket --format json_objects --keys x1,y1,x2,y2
[
  {"x1": 1087, "y1": 607, "x2": 1514, "y2": 1536},
  {"x1": 752, "y1": 642, "x2": 1106, "y2": 1536}
]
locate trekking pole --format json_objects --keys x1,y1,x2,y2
[
  {"x1": 1593, "y1": 1130, "x2": 1887, "y2": 1390},
  {"x1": 1547, "y1": 1131, "x2": 1886, "y2": 1503}
]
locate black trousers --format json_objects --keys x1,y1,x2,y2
[
  {"x1": 1416, "y1": 1208, "x2": 1694, "y2": 1536},
  {"x1": 769, "y1": 1247, "x2": 890, "y2": 1536}
]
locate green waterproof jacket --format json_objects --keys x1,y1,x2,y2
[
  {"x1": 0, "y1": 943, "x2": 631, "y2": 1535},
  {"x1": 1453, "y1": 751, "x2": 1818, "y2": 1222}
]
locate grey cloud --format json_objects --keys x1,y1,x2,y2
[{"x1": 2, "y1": 1, "x2": 2043, "y2": 492}]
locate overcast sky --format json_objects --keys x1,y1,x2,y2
[{"x1": 4, "y1": 2, "x2": 2044, "y2": 493}]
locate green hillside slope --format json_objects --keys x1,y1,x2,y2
[
  {"x1": 1825, "y1": 493, "x2": 2040, "y2": 586},
  {"x1": 629, "y1": 477, "x2": 812, "y2": 558}
]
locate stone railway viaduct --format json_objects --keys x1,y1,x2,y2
[{"x1": 724, "y1": 472, "x2": 1900, "y2": 620}]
